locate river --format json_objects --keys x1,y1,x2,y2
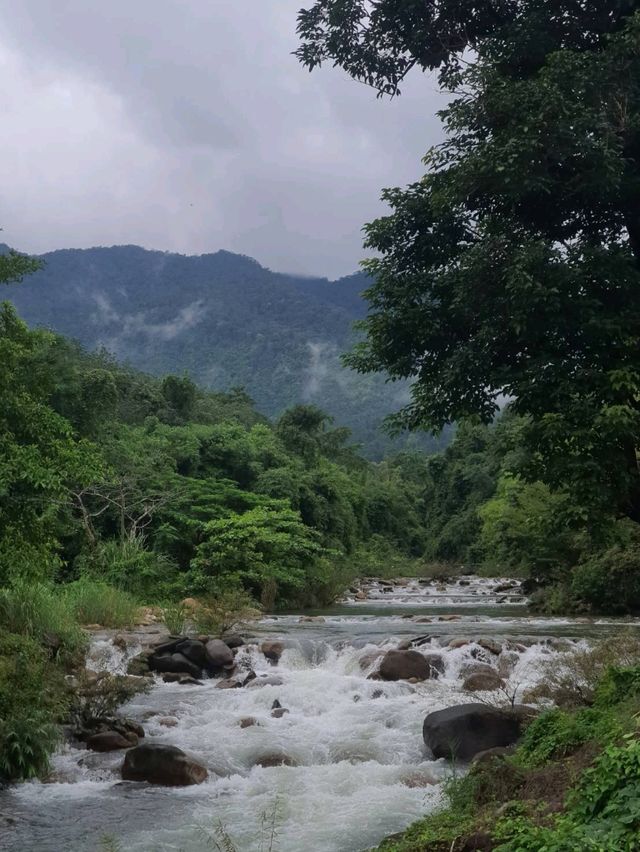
[{"x1": 1, "y1": 576, "x2": 639, "y2": 852}]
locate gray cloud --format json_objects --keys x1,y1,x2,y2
[{"x1": 0, "y1": 1, "x2": 444, "y2": 278}]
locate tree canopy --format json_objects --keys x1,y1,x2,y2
[{"x1": 297, "y1": 1, "x2": 640, "y2": 524}]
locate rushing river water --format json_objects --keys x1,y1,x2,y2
[{"x1": 2, "y1": 576, "x2": 640, "y2": 852}]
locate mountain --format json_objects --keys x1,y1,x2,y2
[{"x1": 5, "y1": 244, "x2": 448, "y2": 457}]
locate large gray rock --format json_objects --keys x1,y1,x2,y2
[
  {"x1": 261, "y1": 640, "x2": 284, "y2": 663},
  {"x1": 86, "y1": 730, "x2": 135, "y2": 752},
  {"x1": 378, "y1": 649, "x2": 430, "y2": 681},
  {"x1": 121, "y1": 743, "x2": 208, "y2": 786},
  {"x1": 423, "y1": 703, "x2": 523, "y2": 761},
  {"x1": 176, "y1": 639, "x2": 207, "y2": 666},
  {"x1": 205, "y1": 639, "x2": 234, "y2": 669},
  {"x1": 463, "y1": 671, "x2": 505, "y2": 692},
  {"x1": 149, "y1": 652, "x2": 202, "y2": 679}
]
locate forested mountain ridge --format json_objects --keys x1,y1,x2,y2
[{"x1": 4, "y1": 243, "x2": 446, "y2": 458}]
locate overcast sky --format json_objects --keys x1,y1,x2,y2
[{"x1": 0, "y1": 1, "x2": 444, "y2": 279}]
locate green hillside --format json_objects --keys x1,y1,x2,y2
[{"x1": 6, "y1": 244, "x2": 448, "y2": 457}]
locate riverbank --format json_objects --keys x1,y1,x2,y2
[{"x1": 377, "y1": 649, "x2": 640, "y2": 851}]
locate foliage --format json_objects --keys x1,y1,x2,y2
[
  {"x1": 7, "y1": 245, "x2": 449, "y2": 458},
  {"x1": 0, "y1": 631, "x2": 66, "y2": 781},
  {"x1": 571, "y1": 535, "x2": 640, "y2": 614},
  {"x1": 0, "y1": 581, "x2": 86, "y2": 662},
  {"x1": 75, "y1": 537, "x2": 178, "y2": 601},
  {"x1": 63, "y1": 578, "x2": 139, "y2": 628},
  {"x1": 495, "y1": 737, "x2": 640, "y2": 851},
  {"x1": 299, "y1": 3, "x2": 640, "y2": 530},
  {"x1": 192, "y1": 505, "x2": 325, "y2": 605},
  {"x1": 192, "y1": 586, "x2": 261, "y2": 636},
  {"x1": 161, "y1": 600, "x2": 188, "y2": 636},
  {"x1": 68, "y1": 671, "x2": 150, "y2": 730}
]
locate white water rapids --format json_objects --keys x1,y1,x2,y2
[{"x1": 2, "y1": 576, "x2": 639, "y2": 852}]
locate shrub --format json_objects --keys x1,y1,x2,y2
[
  {"x1": 64, "y1": 579, "x2": 139, "y2": 628},
  {"x1": 161, "y1": 601, "x2": 188, "y2": 635},
  {"x1": 0, "y1": 631, "x2": 67, "y2": 781},
  {"x1": 75, "y1": 538, "x2": 178, "y2": 601},
  {"x1": 69, "y1": 671, "x2": 150, "y2": 730},
  {"x1": 193, "y1": 586, "x2": 261, "y2": 635},
  {"x1": 0, "y1": 581, "x2": 86, "y2": 662},
  {"x1": 571, "y1": 540, "x2": 640, "y2": 614}
]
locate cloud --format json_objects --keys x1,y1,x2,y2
[{"x1": 0, "y1": 1, "x2": 444, "y2": 278}]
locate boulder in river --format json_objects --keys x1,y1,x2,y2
[
  {"x1": 86, "y1": 730, "x2": 135, "y2": 752},
  {"x1": 221, "y1": 633, "x2": 245, "y2": 648},
  {"x1": 176, "y1": 639, "x2": 207, "y2": 666},
  {"x1": 121, "y1": 743, "x2": 208, "y2": 786},
  {"x1": 378, "y1": 649, "x2": 430, "y2": 681},
  {"x1": 261, "y1": 640, "x2": 284, "y2": 664},
  {"x1": 205, "y1": 639, "x2": 234, "y2": 670},
  {"x1": 424, "y1": 653, "x2": 445, "y2": 678},
  {"x1": 463, "y1": 670, "x2": 505, "y2": 692},
  {"x1": 149, "y1": 652, "x2": 202, "y2": 679},
  {"x1": 252, "y1": 752, "x2": 296, "y2": 768},
  {"x1": 423, "y1": 703, "x2": 523, "y2": 761}
]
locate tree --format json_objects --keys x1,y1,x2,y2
[{"x1": 297, "y1": 2, "x2": 640, "y2": 523}]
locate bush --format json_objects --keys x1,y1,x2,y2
[
  {"x1": 0, "y1": 631, "x2": 67, "y2": 781},
  {"x1": 161, "y1": 601, "x2": 188, "y2": 635},
  {"x1": 75, "y1": 538, "x2": 178, "y2": 601},
  {"x1": 64, "y1": 579, "x2": 139, "y2": 628},
  {"x1": 193, "y1": 586, "x2": 261, "y2": 635},
  {"x1": 69, "y1": 671, "x2": 150, "y2": 731},
  {"x1": 571, "y1": 540, "x2": 640, "y2": 614},
  {"x1": 0, "y1": 581, "x2": 86, "y2": 662}
]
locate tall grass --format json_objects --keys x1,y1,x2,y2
[
  {"x1": 0, "y1": 581, "x2": 86, "y2": 660},
  {"x1": 64, "y1": 578, "x2": 139, "y2": 628}
]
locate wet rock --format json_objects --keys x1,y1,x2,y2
[
  {"x1": 359, "y1": 649, "x2": 384, "y2": 670},
  {"x1": 86, "y1": 730, "x2": 135, "y2": 752},
  {"x1": 460, "y1": 662, "x2": 499, "y2": 678},
  {"x1": 112, "y1": 634, "x2": 128, "y2": 650},
  {"x1": 397, "y1": 639, "x2": 413, "y2": 651},
  {"x1": 463, "y1": 671, "x2": 505, "y2": 692},
  {"x1": 176, "y1": 639, "x2": 207, "y2": 666},
  {"x1": 161, "y1": 673, "x2": 203, "y2": 685},
  {"x1": 412, "y1": 616, "x2": 432, "y2": 624},
  {"x1": 122, "y1": 743, "x2": 208, "y2": 786},
  {"x1": 458, "y1": 579, "x2": 471, "y2": 586},
  {"x1": 242, "y1": 670, "x2": 257, "y2": 686},
  {"x1": 438, "y1": 615, "x2": 461, "y2": 622},
  {"x1": 253, "y1": 752, "x2": 296, "y2": 768},
  {"x1": 378, "y1": 649, "x2": 430, "y2": 681},
  {"x1": 150, "y1": 652, "x2": 202, "y2": 679},
  {"x1": 448, "y1": 638, "x2": 471, "y2": 650},
  {"x1": 355, "y1": 591, "x2": 367, "y2": 600},
  {"x1": 423, "y1": 703, "x2": 523, "y2": 761},
  {"x1": 246, "y1": 675, "x2": 284, "y2": 688},
  {"x1": 298, "y1": 616, "x2": 326, "y2": 623},
  {"x1": 497, "y1": 651, "x2": 520, "y2": 677},
  {"x1": 271, "y1": 707, "x2": 290, "y2": 718},
  {"x1": 371, "y1": 689, "x2": 385, "y2": 699},
  {"x1": 424, "y1": 653, "x2": 445, "y2": 678},
  {"x1": 495, "y1": 582, "x2": 518, "y2": 594},
  {"x1": 126, "y1": 653, "x2": 153, "y2": 677},
  {"x1": 239, "y1": 717, "x2": 258, "y2": 728},
  {"x1": 216, "y1": 678, "x2": 242, "y2": 689},
  {"x1": 477, "y1": 638, "x2": 502, "y2": 655},
  {"x1": 205, "y1": 639, "x2": 234, "y2": 669},
  {"x1": 158, "y1": 717, "x2": 179, "y2": 727},
  {"x1": 261, "y1": 640, "x2": 284, "y2": 664},
  {"x1": 221, "y1": 633, "x2": 245, "y2": 648},
  {"x1": 399, "y1": 771, "x2": 437, "y2": 788}
]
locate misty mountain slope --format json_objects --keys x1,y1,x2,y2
[{"x1": 6, "y1": 244, "x2": 447, "y2": 457}]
